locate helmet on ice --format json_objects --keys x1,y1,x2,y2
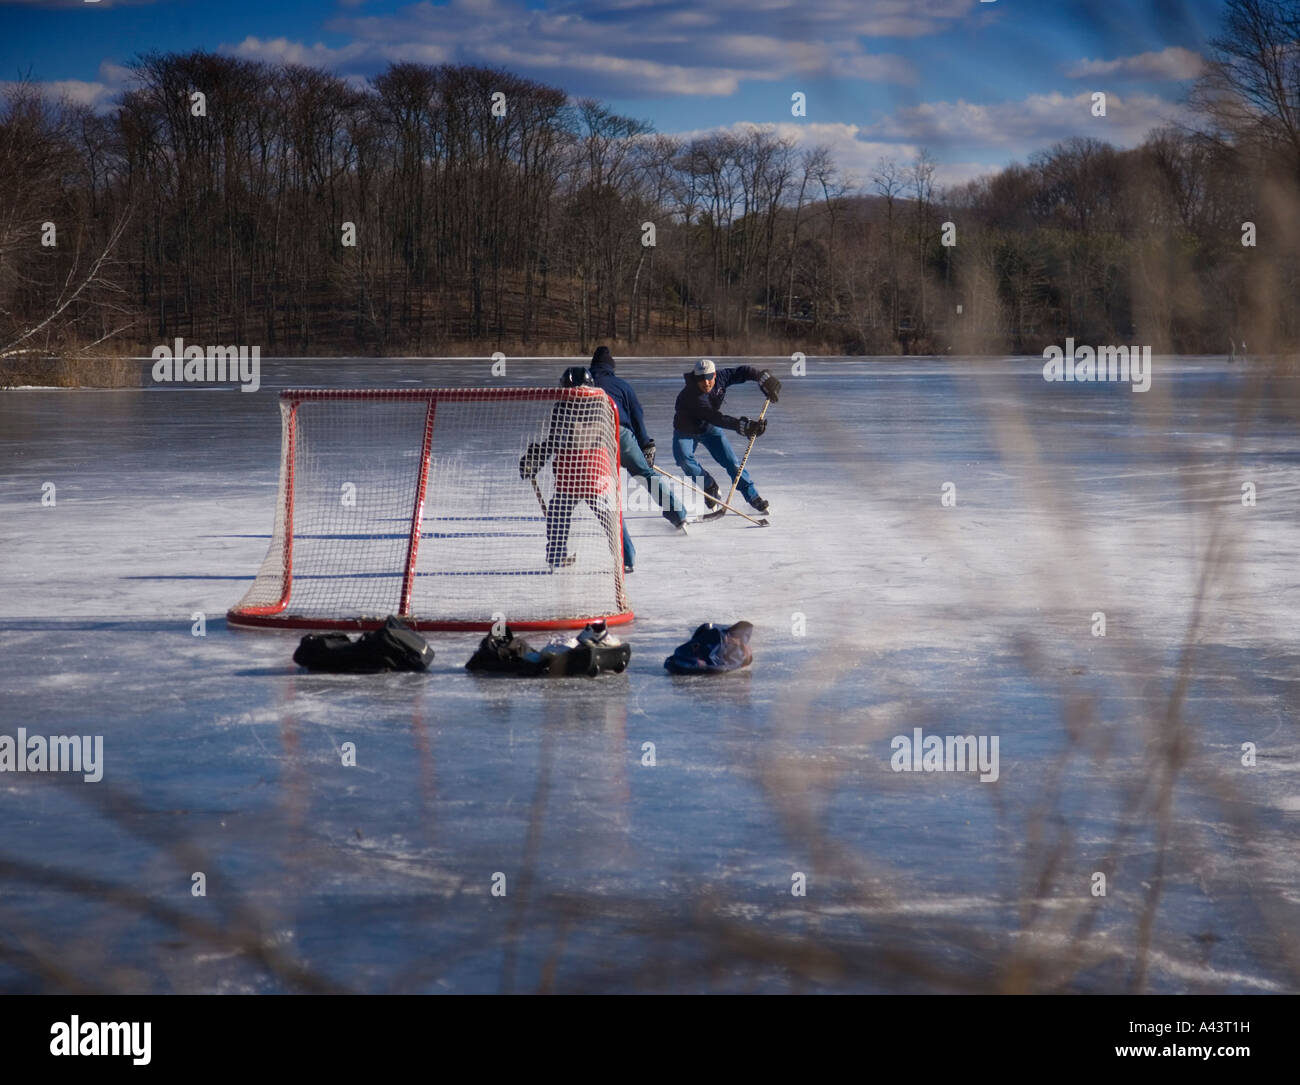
[{"x1": 560, "y1": 366, "x2": 594, "y2": 388}]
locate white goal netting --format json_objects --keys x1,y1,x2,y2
[{"x1": 228, "y1": 388, "x2": 631, "y2": 631}]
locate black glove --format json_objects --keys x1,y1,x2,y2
[
  {"x1": 519, "y1": 442, "x2": 545, "y2": 480},
  {"x1": 641, "y1": 440, "x2": 656, "y2": 469},
  {"x1": 758, "y1": 370, "x2": 781, "y2": 403},
  {"x1": 737, "y1": 416, "x2": 767, "y2": 439}
]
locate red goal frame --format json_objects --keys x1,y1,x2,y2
[{"x1": 227, "y1": 387, "x2": 633, "y2": 632}]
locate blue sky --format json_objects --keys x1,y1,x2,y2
[{"x1": 1, "y1": 0, "x2": 1228, "y2": 187}]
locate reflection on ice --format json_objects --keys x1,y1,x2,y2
[{"x1": 0, "y1": 357, "x2": 1297, "y2": 992}]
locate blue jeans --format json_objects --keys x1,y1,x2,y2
[
  {"x1": 673, "y1": 426, "x2": 757, "y2": 501},
  {"x1": 619, "y1": 427, "x2": 687, "y2": 523}
]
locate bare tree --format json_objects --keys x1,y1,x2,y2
[
  {"x1": 810, "y1": 151, "x2": 846, "y2": 328},
  {"x1": 909, "y1": 149, "x2": 938, "y2": 337},
  {"x1": 0, "y1": 86, "x2": 134, "y2": 358},
  {"x1": 1190, "y1": 0, "x2": 1300, "y2": 174},
  {"x1": 872, "y1": 157, "x2": 904, "y2": 337}
]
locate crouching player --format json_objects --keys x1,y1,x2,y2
[{"x1": 520, "y1": 366, "x2": 632, "y2": 572}]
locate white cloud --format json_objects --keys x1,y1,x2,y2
[
  {"x1": 474, "y1": 43, "x2": 741, "y2": 96},
  {"x1": 1067, "y1": 47, "x2": 1205, "y2": 81},
  {"x1": 228, "y1": 36, "x2": 394, "y2": 69},
  {"x1": 929, "y1": 160, "x2": 1001, "y2": 189},
  {"x1": 661, "y1": 120, "x2": 992, "y2": 191},
  {"x1": 793, "y1": 0, "x2": 977, "y2": 39},
  {"x1": 0, "y1": 79, "x2": 105, "y2": 107},
  {"x1": 214, "y1": 0, "x2": 937, "y2": 98},
  {"x1": 0, "y1": 60, "x2": 138, "y2": 112},
  {"x1": 861, "y1": 91, "x2": 1195, "y2": 152},
  {"x1": 650, "y1": 90, "x2": 1197, "y2": 186}
]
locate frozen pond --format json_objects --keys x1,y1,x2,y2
[{"x1": 1, "y1": 355, "x2": 1298, "y2": 993}]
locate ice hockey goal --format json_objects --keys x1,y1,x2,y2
[{"x1": 227, "y1": 387, "x2": 631, "y2": 631}]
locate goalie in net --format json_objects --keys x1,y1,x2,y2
[{"x1": 520, "y1": 366, "x2": 632, "y2": 573}]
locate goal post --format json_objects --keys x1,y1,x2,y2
[{"x1": 227, "y1": 387, "x2": 632, "y2": 632}]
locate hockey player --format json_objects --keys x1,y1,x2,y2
[
  {"x1": 588, "y1": 346, "x2": 689, "y2": 531},
  {"x1": 672, "y1": 358, "x2": 780, "y2": 513},
  {"x1": 519, "y1": 366, "x2": 633, "y2": 572}
]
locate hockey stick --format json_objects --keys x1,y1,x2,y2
[
  {"x1": 651, "y1": 465, "x2": 769, "y2": 527},
  {"x1": 698, "y1": 502, "x2": 729, "y2": 522},
  {"x1": 529, "y1": 477, "x2": 547, "y2": 515},
  {"x1": 722, "y1": 397, "x2": 771, "y2": 509}
]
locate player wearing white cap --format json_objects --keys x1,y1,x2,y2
[{"x1": 670, "y1": 358, "x2": 780, "y2": 513}]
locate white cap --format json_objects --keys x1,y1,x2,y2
[{"x1": 694, "y1": 359, "x2": 716, "y2": 377}]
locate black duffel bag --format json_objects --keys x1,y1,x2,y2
[
  {"x1": 293, "y1": 615, "x2": 434, "y2": 673},
  {"x1": 466, "y1": 622, "x2": 630, "y2": 677}
]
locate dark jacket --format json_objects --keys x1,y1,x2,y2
[
  {"x1": 589, "y1": 348, "x2": 652, "y2": 448},
  {"x1": 672, "y1": 365, "x2": 761, "y2": 437},
  {"x1": 663, "y1": 621, "x2": 754, "y2": 674}
]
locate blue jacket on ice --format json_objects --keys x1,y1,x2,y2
[
  {"x1": 663, "y1": 621, "x2": 754, "y2": 674},
  {"x1": 672, "y1": 365, "x2": 762, "y2": 437},
  {"x1": 589, "y1": 347, "x2": 652, "y2": 448}
]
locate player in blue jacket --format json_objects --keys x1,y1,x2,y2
[
  {"x1": 672, "y1": 358, "x2": 780, "y2": 513},
  {"x1": 589, "y1": 346, "x2": 689, "y2": 533}
]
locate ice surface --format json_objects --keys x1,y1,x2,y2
[{"x1": 1, "y1": 356, "x2": 1298, "y2": 993}]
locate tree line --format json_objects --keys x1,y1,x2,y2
[{"x1": 1, "y1": 0, "x2": 1297, "y2": 361}]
